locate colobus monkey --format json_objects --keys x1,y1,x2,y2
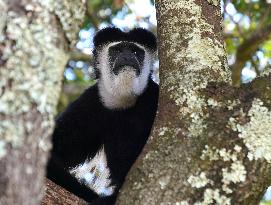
[{"x1": 46, "y1": 27, "x2": 159, "y2": 204}]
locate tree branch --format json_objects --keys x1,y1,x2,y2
[
  {"x1": 42, "y1": 179, "x2": 87, "y2": 205},
  {"x1": 86, "y1": 1, "x2": 99, "y2": 30},
  {"x1": 0, "y1": 1, "x2": 86, "y2": 204},
  {"x1": 69, "y1": 50, "x2": 93, "y2": 63},
  {"x1": 231, "y1": 6, "x2": 271, "y2": 87}
]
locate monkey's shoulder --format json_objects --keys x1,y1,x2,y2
[
  {"x1": 137, "y1": 79, "x2": 159, "y2": 108},
  {"x1": 57, "y1": 84, "x2": 101, "y2": 118}
]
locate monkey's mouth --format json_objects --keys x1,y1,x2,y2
[
  {"x1": 114, "y1": 65, "x2": 140, "y2": 76},
  {"x1": 113, "y1": 59, "x2": 140, "y2": 76}
]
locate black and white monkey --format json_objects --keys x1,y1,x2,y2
[{"x1": 46, "y1": 27, "x2": 159, "y2": 204}]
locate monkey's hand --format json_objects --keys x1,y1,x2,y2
[{"x1": 47, "y1": 154, "x2": 99, "y2": 202}]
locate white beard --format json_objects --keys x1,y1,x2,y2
[
  {"x1": 111, "y1": 67, "x2": 137, "y2": 96},
  {"x1": 98, "y1": 69, "x2": 138, "y2": 109}
]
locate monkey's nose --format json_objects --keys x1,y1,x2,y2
[{"x1": 121, "y1": 53, "x2": 132, "y2": 61}]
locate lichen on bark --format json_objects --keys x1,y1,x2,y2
[
  {"x1": 0, "y1": 0, "x2": 69, "y2": 154},
  {"x1": 230, "y1": 98, "x2": 271, "y2": 162},
  {"x1": 206, "y1": 0, "x2": 219, "y2": 6},
  {"x1": 158, "y1": 0, "x2": 231, "y2": 140},
  {"x1": 0, "y1": 0, "x2": 85, "y2": 204}
]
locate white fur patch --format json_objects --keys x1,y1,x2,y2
[
  {"x1": 97, "y1": 41, "x2": 154, "y2": 109},
  {"x1": 69, "y1": 147, "x2": 115, "y2": 196}
]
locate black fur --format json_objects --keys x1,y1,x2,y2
[
  {"x1": 47, "y1": 79, "x2": 158, "y2": 204},
  {"x1": 46, "y1": 27, "x2": 158, "y2": 205},
  {"x1": 93, "y1": 27, "x2": 157, "y2": 52}
]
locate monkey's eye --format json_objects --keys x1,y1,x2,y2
[{"x1": 132, "y1": 50, "x2": 137, "y2": 55}]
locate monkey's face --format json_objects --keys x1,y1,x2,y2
[
  {"x1": 108, "y1": 42, "x2": 145, "y2": 76},
  {"x1": 97, "y1": 41, "x2": 153, "y2": 98}
]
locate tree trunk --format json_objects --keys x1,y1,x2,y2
[
  {"x1": 117, "y1": 0, "x2": 271, "y2": 204},
  {"x1": 0, "y1": 0, "x2": 85, "y2": 204}
]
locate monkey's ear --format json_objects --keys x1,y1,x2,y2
[
  {"x1": 93, "y1": 27, "x2": 124, "y2": 48},
  {"x1": 128, "y1": 28, "x2": 157, "y2": 52}
]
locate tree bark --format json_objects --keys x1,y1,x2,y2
[
  {"x1": 117, "y1": 0, "x2": 271, "y2": 204},
  {"x1": 42, "y1": 179, "x2": 87, "y2": 205},
  {"x1": 0, "y1": 0, "x2": 85, "y2": 204}
]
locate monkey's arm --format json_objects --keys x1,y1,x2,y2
[
  {"x1": 50, "y1": 85, "x2": 102, "y2": 162},
  {"x1": 46, "y1": 86, "x2": 102, "y2": 202}
]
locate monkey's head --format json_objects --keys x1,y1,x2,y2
[{"x1": 93, "y1": 27, "x2": 157, "y2": 109}]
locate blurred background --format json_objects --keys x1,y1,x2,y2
[{"x1": 58, "y1": 1, "x2": 271, "y2": 203}]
